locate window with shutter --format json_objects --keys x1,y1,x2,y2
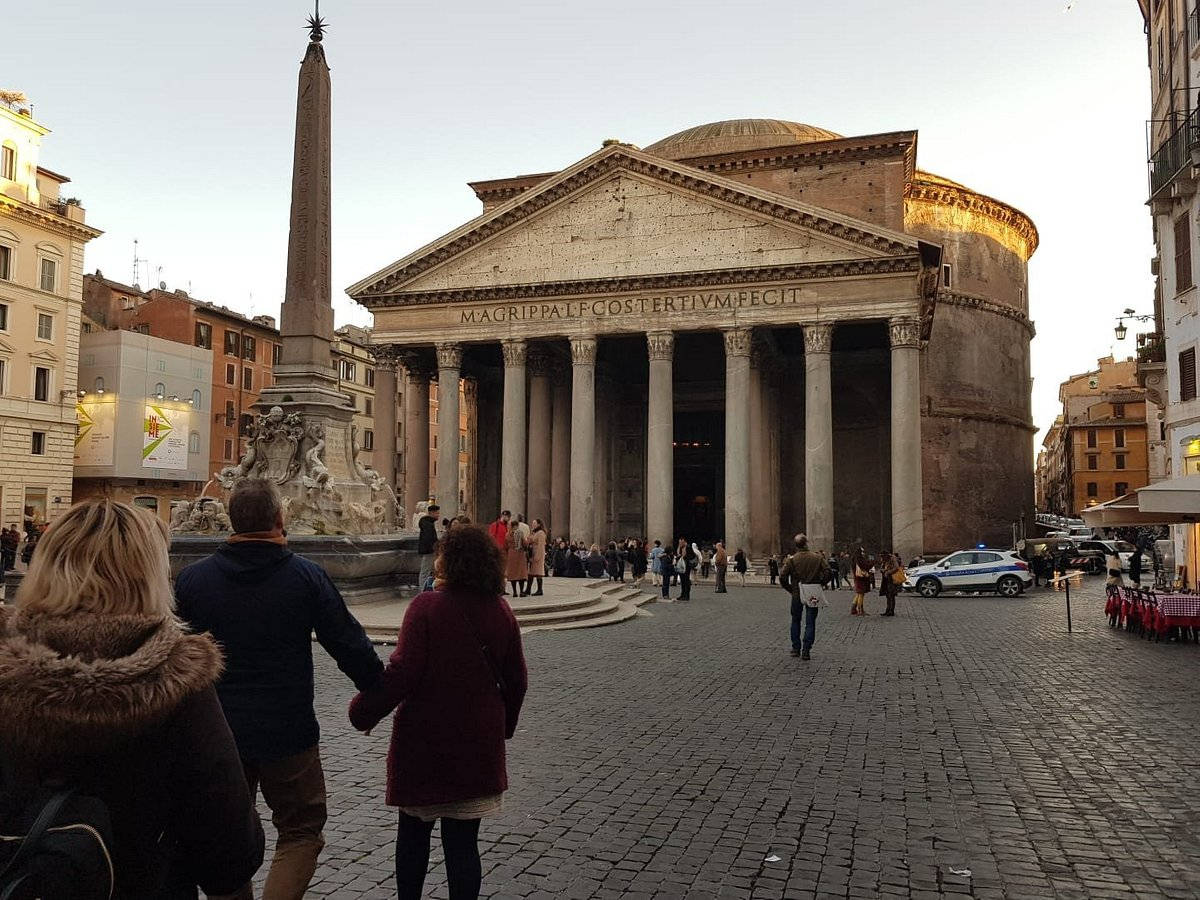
[
  {"x1": 1181, "y1": 347, "x2": 1197, "y2": 401},
  {"x1": 1176, "y1": 213, "x2": 1193, "y2": 291}
]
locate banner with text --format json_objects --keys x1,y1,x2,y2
[
  {"x1": 74, "y1": 400, "x2": 116, "y2": 466},
  {"x1": 143, "y1": 404, "x2": 188, "y2": 470}
]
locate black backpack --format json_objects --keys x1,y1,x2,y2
[{"x1": 0, "y1": 788, "x2": 115, "y2": 900}]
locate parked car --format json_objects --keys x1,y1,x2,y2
[
  {"x1": 1074, "y1": 539, "x2": 1137, "y2": 571},
  {"x1": 904, "y1": 549, "x2": 1033, "y2": 598},
  {"x1": 1018, "y1": 538, "x2": 1105, "y2": 575}
]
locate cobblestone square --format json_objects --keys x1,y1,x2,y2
[{"x1": 275, "y1": 580, "x2": 1200, "y2": 898}]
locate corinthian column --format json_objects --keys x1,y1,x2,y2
[
  {"x1": 436, "y1": 342, "x2": 462, "y2": 519},
  {"x1": 463, "y1": 378, "x2": 478, "y2": 521},
  {"x1": 550, "y1": 365, "x2": 571, "y2": 538},
  {"x1": 400, "y1": 351, "x2": 433, "y2": 516},
  {"x1": 500, "y1": 339, "x2": 527, "y2": 516},
  {"x1": 569, "y1": 336, "x2": 597, "y2": 543},
  {"x1": 526, "y1": 347, "x2": 552, "y2": 529},
  {"x1": 748, "y1": 339, "x2": 770, "y2": 558},
  {"x1": 646, "y1": 331, "x2": 675, "y2": 546},
  {"x1": 803, "y1": 322, "x2": 834, "y2": 552},
  {"x1": 890, "y1": 317, "x2": 924, "y2": 560},
  {"x1": 372, "y1": 346, "x2": 400, "y2": 495},
  {"x1": 724, "y1": 327, "x2": 752, "y2": 553}
]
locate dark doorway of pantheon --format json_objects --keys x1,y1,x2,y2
[
  {"x1": 674, "y1": 410, "x2": 722, "y2": 544},
  {"x1": 672, "y1": 332, "x2": 725, "y2": 544}
]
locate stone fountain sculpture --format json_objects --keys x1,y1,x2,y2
[{"x1": 211, "y1": 406, "x2": 401, "y2": 535}]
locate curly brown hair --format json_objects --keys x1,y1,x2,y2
[{"x1": 435, "y1": 524, "x2": 504, "y2": 596}]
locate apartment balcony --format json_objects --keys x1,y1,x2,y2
[
  {"x1": 1148, "y1": 108, "x2": 1200, "y2": 209},
  {"x1": 1136, "y1": 332, "x2": 1168, "y2": 408},
  {"x1": 1137, "y1": 332, "x2": 1166, "y2": 364}
]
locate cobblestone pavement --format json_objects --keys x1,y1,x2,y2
[{"x1": 255, "y1": 578, "x2": 1200, "y2": 898}]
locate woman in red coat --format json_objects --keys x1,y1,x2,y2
[{"x1": 349, "y1": 524, "x2": 528, "y2": 900}]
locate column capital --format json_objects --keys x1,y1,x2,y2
[
  {"x1": 371, "y1": 343, "x2": 403, "y2": 372},
  {"x1": 888, "y1": 316, "x2": 922, "y2": 349},
  {"x1": 435, "y1": 342, "x2": 463, "y2": 370},
  {"x1": 802, "y1": 322, "x2": 834, "y2": 354},
  {"x1": 500, "y1": 338, "x2": 527, "y2": 367},
  {"x1": 722, "y1": 327, "x2": 753, "y2": 358},
  {"x1": 646, "y1": 331, "x2": 674, "y2": 361},
  {"x1": 570, "y1": 336, "x2": 597, "y2": 366}
]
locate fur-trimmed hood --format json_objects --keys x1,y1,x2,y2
[{"x1": 0, "y1": 605, "x2": 222, "y2": 761}]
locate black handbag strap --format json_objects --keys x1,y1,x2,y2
[
  {"x1": 0, "y1": 790, "x2": 72, "y2": 885},
  {"x1": 454, "y1": 600, "x2": 508, "y2": 697}
]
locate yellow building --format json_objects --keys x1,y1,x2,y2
[
  {"x1": 0, "y1": 97, "x2": 101, "y2": 530},
  {"x1": 333, "y1": 324, "x2": 384, "y2": 467}
]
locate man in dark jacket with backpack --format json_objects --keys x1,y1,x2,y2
[{"x1": 176, "y1": 479, "x2": 383, "y2": 899}]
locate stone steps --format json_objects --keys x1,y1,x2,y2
[{"x1": 355, "y1": 577, "x2": 655, "y2": 641}]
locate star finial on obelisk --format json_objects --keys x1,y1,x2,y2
[{"x1": 306, "y1": 0, "x2": 328, "y2": 42}]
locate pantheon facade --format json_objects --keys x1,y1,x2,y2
[{"x1": 350, "y1": 119, "x2": 1038, "y2": 559}]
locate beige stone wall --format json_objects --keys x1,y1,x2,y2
[{"x1": 0, "y1": 106, "x2": 99, "y2": 528}]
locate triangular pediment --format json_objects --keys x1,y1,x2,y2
[
  {"x1": 349, "y1": 144, "x2": 922, "y2": 302},
  {"x1": 29, "y1": 347, "x2": 59, "y2": 362},
  {"x1": 0, "y1": 337, "x2": 15, "y2": 354}
]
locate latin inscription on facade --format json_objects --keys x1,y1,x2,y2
[{"x1": 458, "y1": 287, "x2": 803, "y2": 325}]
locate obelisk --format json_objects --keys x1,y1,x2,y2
[
  {"x1": 267, "y1": 7, "x2": 340, "y2": 400},
  {"x1": 234, "y1": 7, "x2": 397, "y2": 533}
]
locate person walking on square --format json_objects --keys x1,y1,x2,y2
[
  {"x1": 487, "y1": 510, "x2": 511, "y2": 551},
  {"x1": 505, "y1": 520, "x2": 529, "y2": 597},
  {"x1": 768, "y1": 553, "x2": 779, "y2": 585},
  {"x1": 676, "y1": 538, "x2": 696, "y2": 601},
  {"x1": 851, "y1": 546, "x2": 873, "y2": 616},
  {"x1": 1128, "y1": 544, "x2": 1144, "y2": 589},
  {"x1": 0, "y1": 500, "x2": 264, "y2": 898},
  {"x1": 837, "y1": 551, "x2": 852, "y2": 589},
  {"x1": 418, "y1": 503, "x2": 440, "y2": 592},
  {"x1": 175, "y1": 479, "x2": 384, "y2": 899},
  {"x1": 526, "y1": 519, "x2": 547, "y2": 596},
  {"x1": 713, "y1": 542, "x2": 729, "y2": 593},
  {"x1": 0, "y1": 524, "x2": 16, "y2": 571},
  {"x1": 880, "y1": 551, "x2": 902, "y2": 616},
  {"x1": 604, "y1": 541, "x2": 622, "y2": 581},
  {"x1": 779, "y1": 533, "x2": 828, "y2": 660},
  {"x1": 649, "y1": 539, "x2": 664, "y2": 586},
  {"x1": 350, "y1": 524, "x2": 528, "y2": 900},
  {"x1": 660, "y1": 544, "x2": 675, "y2": 599},
  {"x1": 629, "y1": 539, "x2": 648, "y2": 584},
  {"x1": 1105, "y1": 547, "x2": 1125, "y2": 589},
  {"x1": 734, "y1": 548, "x2": 748, "y2": 586}
]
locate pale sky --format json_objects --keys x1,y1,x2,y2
[{"x1": 11, "y1": 0, "x2": 1153, "y2": 449}]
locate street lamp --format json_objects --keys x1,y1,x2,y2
[{"x1": 1114, "y1": 308, "x2": 1153, "y2": 341}]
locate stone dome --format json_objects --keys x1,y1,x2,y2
[{"x1": 644, "y1": 118, "x2": 842, "y2": 160}]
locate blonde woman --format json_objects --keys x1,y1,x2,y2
[{"x1": 0, "y1": 500, "x2": 263, "y2": 898}]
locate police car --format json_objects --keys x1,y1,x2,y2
[{"x1": 904, "y1": 548, "x2": 1033, "y2": 598}]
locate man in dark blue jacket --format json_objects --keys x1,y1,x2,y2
[{"x1": 176, "y1": 478, "x2": 383, "y2": 898}]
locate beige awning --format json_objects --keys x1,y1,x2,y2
[
  {"x1": 1080, "y1": 476, "x2": 1200, "y2": 526},
  {"x1": 1137, "y1": 474, "x2": 1200, "y2": 514}
]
